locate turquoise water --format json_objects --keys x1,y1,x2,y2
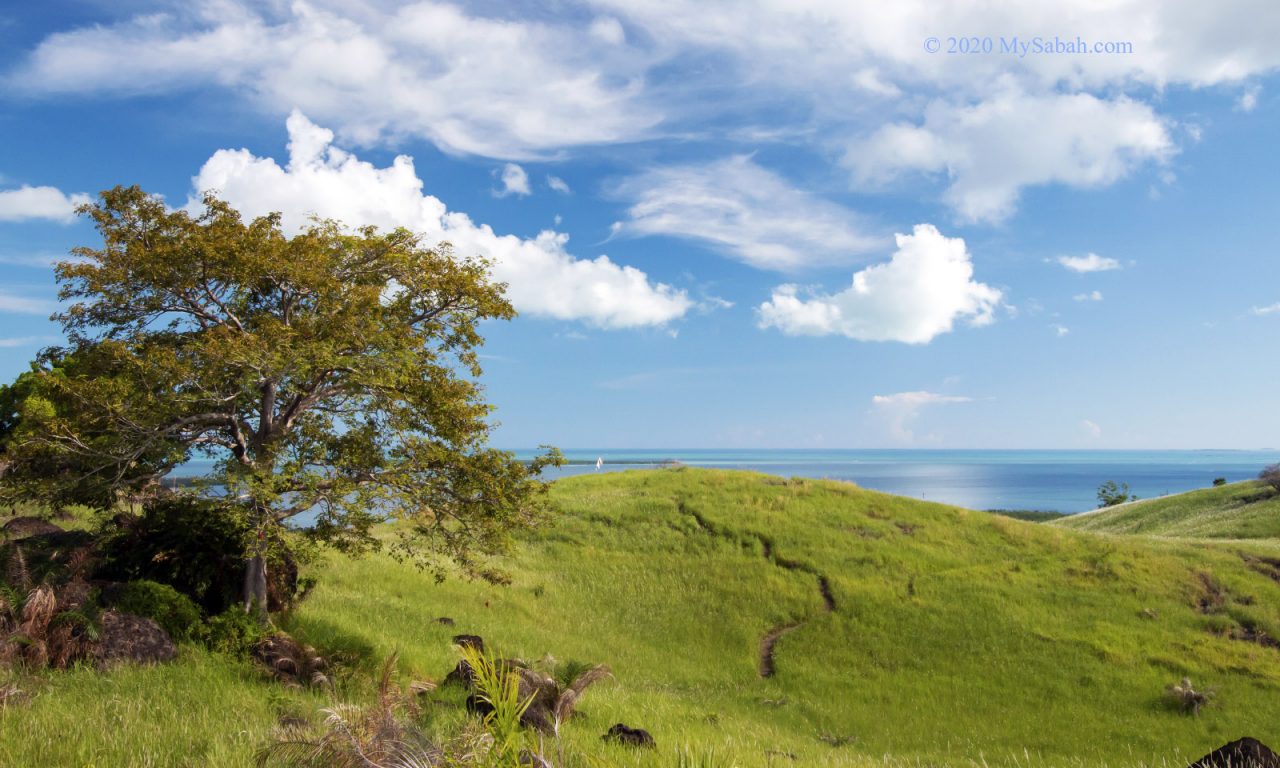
[
  {"x1": 515, "y1": 449, "x2": 1280, "y2": 513},
  {"x1": 175, "y1": 450, "x2": 1278, "y2": 514}
]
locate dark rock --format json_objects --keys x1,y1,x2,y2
[
  {"x1": 91, "y1": 611, "x2": 177, "y2": 668},
  {"x1": 603, "y1": 723, "x2": 656, "y2": 749},
  {"x1": 2, "y1": 517, "x2": 63, "y2": 540},
  {"x1": 452, "y1": 634, "x2": 485, "y2": 652},
  {"x1": 436, "y1": 617, "x2": 455, "y2": 626},
  {"x1": 515, "y1": 667, "x2": 558, "y2": 732},
  {"x1": 445, "y1": 659, "x2": 476, "y2": 687},
  {"x1": 1189, "y1": 738, "x2": 1280, "y2": 768},
  {"x1": 464, "y1": 692, "x2": 491, "y2": 717}
]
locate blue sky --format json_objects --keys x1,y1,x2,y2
[{"x1": 1, "y1": 1, "x2": 1278, "y2": 449}]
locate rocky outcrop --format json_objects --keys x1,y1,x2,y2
[{"x1": 1189, "y1": 738, "x2": 1280, "y2": 768}]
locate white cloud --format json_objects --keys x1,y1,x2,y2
[
  {"x1": 12, "y1": 1, "x2": 1280, "y2": 217},
  {"x1": 0, "y1": 185, "x2": 90, "y2": 223},
  {"x1": 546, "y1": 175, "x2": 571, "y2": 194},
  {"x1": 12, "y1": 2, "x2": 659, "y2": 160},
  {"x1": 846, "y1": 90, "x2": 1174, "y2": 222},
  {"x1": 1074, "y1": 290, "x2": 1104, "y2": 302},
  {"x1": 0, "y1": 335, "x2": 58, "y2": 348},
  {"x1": 1251, "y1": 302, "x2": 1280, "y2": 316},
  {"x1": 494, "y1": 163, "x2": 531, "y2": 198},
  {"x1": 756, "y1": 224, "x2": 1001, "y2": 344},
  {"x1": 612, "y1": 155, "x2": 884, "y2": 271},
  {"x1": 1082, "y1": 419, "x2": 1103, "y2": 438},
  {"x1": 1058, "y1": 253, "x2": 1121, "y2": 273},
  {"x1": 1052, "y1": 324, "x2": 1070, "y2": 337},
  {"x1": 0, "y1": 291, "x2": 55, "y2": 315},
  {"x1": 1240, "y1": 85, "x2": 1261, "y2": 112},
  {"x1": 871, "y1": 390, "x2": 972, "y2": 444},
  {"x1": 190, "y1": 112, "x2": 690, "y2": 329}
]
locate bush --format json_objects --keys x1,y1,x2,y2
[
  {"x1": 108, "y1": 580, "x2": 202, "y2": 643},
  {"x1": 1096, "y1": 480, "x2": 1132, "y2": 508},
  {"x1": 205, "y1": 608, "x2": 268, "y2": 657},
  {"x1": 96, "y1": 496, "x2": 302, "y2": 615},
  {"x1": 1213, "y1": 477, "x2": 1227, "y2": 487},
  {"x1": 96, "y1": 497, "x2": 248, "y2": 615},
  {"x1": 1261, "y1": 464, "x2": 1280, "y2": 493}
]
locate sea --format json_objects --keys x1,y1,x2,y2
[{"x1": 514, "y1": 449, "x2": 1280, "y2": 514}]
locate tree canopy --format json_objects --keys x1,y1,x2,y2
[{"x1": 0, "y1": 186, "x2": 560, "y2": 602}]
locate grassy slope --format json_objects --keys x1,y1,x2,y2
[
  {"x1": 1054, "y1": 481, "x2": 1280, "y2": 539},
  {"x1": 6, "y1": 468, "x2": 1280, "y2": 766}
]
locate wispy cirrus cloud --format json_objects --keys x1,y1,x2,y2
[{"x1": 611, "y1": 155, "x2": 884, "y2": 271}]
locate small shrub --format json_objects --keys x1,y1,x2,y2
[
  {"x1": 205, "y1": 608, "x2": 268, "y2": 656},
  {"x1": 1096, "y1": 480, "x2": 1132, "y2": 508},
  {"x1": 1260, "y1": 464, "x2": 1280, "y2": 493},
  {"x1": 108, "y1": 580, "x2": 202, "y2": 643},
  {"x1": 1213, "y1": 477, "x2": 1227, "y2": 487},
  {"x1": 1167, "y1": 677, "x2": 1215, "y2": 715}
]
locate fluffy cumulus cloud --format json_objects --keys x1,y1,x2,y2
[
  {"x1": 756, "y1": 224, "x2": 1001, "y2": 343},
  {"x1": 612, "y1": 156, "x2": 884, "y2": 271},
  {"x1": 845, "y1": 90, "x2": 1173, "y2": 222},
  {"x1": 191, "y1": 112, "x2": 690, "y2": 328},
  {"x1": 1058, "y1": 253, "x2": 1121, "y2": 273},
  {"x1": 871, "y1": 391, "x2": 972, "y2": 444},
  {"x1": 0, "y1": 185, "x2": 90, "y2": 223}
]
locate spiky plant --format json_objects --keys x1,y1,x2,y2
[
  {"x1": 256, "y1": 653, "x2": 441, "y2": 768},
  {"x1": 460, "y1": 645, "x2": 533, "y2": 767}
]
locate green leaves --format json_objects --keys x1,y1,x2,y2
[{"x1": 2, "y1": 185, "x2": 561, "y2": 582}]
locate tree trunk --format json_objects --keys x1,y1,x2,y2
[{"x1": 243, "y1": 554, "x2": 268, "y2": 617}]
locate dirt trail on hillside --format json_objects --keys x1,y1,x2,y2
[{"x1": 677, "y1": 500, "x2": 836, "y2": 678}]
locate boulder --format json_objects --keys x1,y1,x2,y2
[
  {"x1": 1189, "y1": 738, "x2": 1280, "y2": 768},
  {"x1": 452, "y1": 634, "x2": 485, "y2": 652},
  {"x1": 2, "y1": 517, "x2": 63, "y2": 540},
  {"x1": 91, "y1": 611, "x2": 177, "y2": 668},
  {"x1": 602, "y1": 723, "x2": 656, "y2": 749}
]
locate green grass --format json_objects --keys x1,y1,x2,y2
[
  {"x1": 7, "y1": 468, "x2": 1280, "y2": 766},
  {"x1": 1054, "y1": 481, "x2": 1280, "y2": 539}
]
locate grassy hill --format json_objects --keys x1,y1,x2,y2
[
  {"x1": 6, "y1": 469, "x2": 1280, "y2": 766},
  {"x1": 1054, "y1": 480, "x2": 1280, "y2": 540}
]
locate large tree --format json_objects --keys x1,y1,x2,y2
[{"x1": 0, "y1": 186, "x2": 560, "y2": 611}]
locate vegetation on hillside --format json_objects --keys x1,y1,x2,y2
[
  {"x1": 5, "y1": 469, "x2": 1280, "y2": 766},
  {"x1": 1055, "y1": 480, "x2": 1280, "y2": 539}
]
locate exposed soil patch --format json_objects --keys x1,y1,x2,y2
[
  {"x1": 758, "y1": 623, "x2": 801, "y2": 678},
  {"x1": 1195, "y1": 572, "x2": 1227, "y2": 614},
  {"x1": 676, "y1": 499, "x2": 835, "y2": 678},
  {"x1": 1241, "y1": 553, "x2": 1280, "y2": 585}
]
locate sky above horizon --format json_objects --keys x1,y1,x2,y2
[{"x1": 1, "y1": 1, "x2": 1278, "y2": 450}]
